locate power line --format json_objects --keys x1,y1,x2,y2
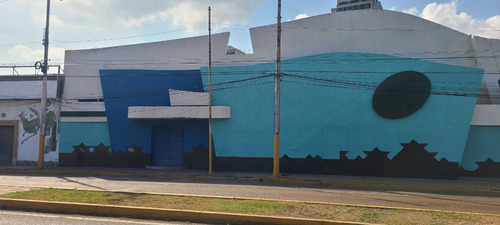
[
  {"x1": 2, "y1": 23, "x2": 499, "y2": 49},
  {"x1": 34, "y1": 69, "x2": 499, "y2": 78},
  {"x1": 53, "y1": 71, "x2": 500, "y2": 102},
  {"x1": 0, "y1": 41, "x2": 40, "y2": 47},
  {"x1": 53, "y1": 47, "x2": 499, "y2": 65}
]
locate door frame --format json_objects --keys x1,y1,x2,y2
[{"x1": 0, "y1": 120, "x2": 19, "y2": 166}]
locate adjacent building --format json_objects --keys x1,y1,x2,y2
[{"x1": 0, "y1": 72, "x2": 63, "y2": 166}]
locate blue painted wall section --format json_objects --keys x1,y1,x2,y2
[
  {"x1": 99, "y1": 70, "x2": 208, "y2": 161},
  {"x1": 201, "y1": 52, "x2": 484, "y2": 175},
  {"x1": 462, "y1": 126, "x2": 500, "y2": 177},
  {"x1": 58, "y1": 122, "x2": 114, "y2": 166},
  {"x1": 59, "y1": 122, "x2": 111, "y2": 153}
]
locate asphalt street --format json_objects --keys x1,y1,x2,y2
[
  {"x1": 0, "y1": 174, "x2": 499, "y2": 215},
  {"x1": 0, "y1": 210, "x2": 210, "y2": 225}
]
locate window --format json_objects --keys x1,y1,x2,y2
[{"x1": 360, "y1": 3, "x2": 371, "y2": 9}]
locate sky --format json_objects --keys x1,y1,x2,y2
[{"x1": 0, "y1": 0, "x2": 499, "y2": 74}]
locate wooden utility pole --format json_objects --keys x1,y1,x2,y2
[
  {"x1": 208, "y1": 6, "x2": 213, "y2": 176},
  {"x1": 38, "y1": 0, "x2": 51, "y2": 169},
  {"x1": 273, "y1": 0, "x2": 282, "y2": 178}
]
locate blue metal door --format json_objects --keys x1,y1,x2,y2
[{"x1": 152, "y1": 126, "x2": 184, "y2": 166}]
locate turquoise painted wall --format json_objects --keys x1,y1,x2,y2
[
  {"x1": 462, "y1": 126, "x2": 500, "y2": 170},
  {"x1": 201, "y1": 52, "x2": 483, "y2": 163},
  {"x1": 59, "y1": 122, "x2": 111, "y2": 153}
]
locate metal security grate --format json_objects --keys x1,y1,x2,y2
[{"x1": 152, "y1": 126, "x2": 184, "y2": 167}]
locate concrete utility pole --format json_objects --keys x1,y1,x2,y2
[
  {"x1": 273, "y1": 0, "x2": 282, "y2": 179},
  {"x1": 38, "y1": 0, "x2": 50, "y2": 169},
  {"x1": 208, "y1": 6, "x2": 213, "y2": 176}
]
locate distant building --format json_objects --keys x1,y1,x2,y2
[
  {"x1": 226, "y1": 46, "x2": 246, "y2": 55},
  {"x1": 333, "y1": 0, "x2": 383, "y2": 12}
]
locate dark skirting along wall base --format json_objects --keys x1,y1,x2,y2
[
  {"x1": 59, "y1": 143, "x2": 151, "y2": 167},
  {"x1": 59, "y1": 140, "x2": 500, "y2": 179},
  {"x1": 184, "y1": 140, "x2": 500, "y2": 179},
  {"x1": 460, "y1": 158, "x2": 500, "y2": 178},
  {"x1": 184, "y1": 140, "x2": 461, "y2": 179}
]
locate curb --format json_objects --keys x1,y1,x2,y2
[
  {"x1": 253, "y1": 177, "x2": 500, "y2": 195},
  {"x1": 1, "y1": 168, "x2": 499, "y2": 196},
  {"x1": 0, "y1": 198, "x2": 371, "y2": 225}
]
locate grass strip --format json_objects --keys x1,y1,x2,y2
[{"x1": 1, "y1": 188, "x2": 499, "y2": 225}]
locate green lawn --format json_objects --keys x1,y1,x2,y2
[{"x1": 2, "y1": 188, "x2": 499, "y2": 224}]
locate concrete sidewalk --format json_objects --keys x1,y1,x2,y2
[
  {"x1": 1, "y1": 166, "x2": 499, "y2": 195},
  {"x1": 1, "y1": 166, "x2": 500, "y2": 225}
]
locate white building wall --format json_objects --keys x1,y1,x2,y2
[
  {"x1": 63, "y1": 10, "x2": 500, "y2": 105},
  {"x1": 250, "y1": 10, "x2": 499, "y2": 104},
  {"x1": 471, "y1": 105, "x2": 500, "y2": 126},
  {"x1": 252, "y1": 10, "x2": 477, "y2": 67},
  {"x1": 0, "y1": 80, "x2": 58, "y2": 100},
  {"x1": 63, "y1": 33, "x2": 232, "y2": 102},
  {"x1": 63, "y1": 10, "x2": 500, "y2": 118},
  {"x1": 471, "y1": 37, "x2": 500, "y2": 104},
  {"x1": 60, "y1": 100, "x2": 106, "y2": 123}
]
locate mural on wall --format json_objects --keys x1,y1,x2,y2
[
  {"x1": 461, "y1": 158, "x2": 500, "y2": 178},
  {"x1": 18, "y1": 108, "x2": 39, "y2": 144},
  {"x1": 183, "y1": 140, "x2": 459, "y2": 179},
  {"x1": 461, "y1": 127, "x2": 500, "y2": 178},
  {"x1": 74, "y1": 53, "x2": 496, "y2": 178},
  {"x1": 59, "y1": 142, "x2": 151, "y2": 167},
  {"x1": 199, "y1": 52, "x2": 484, "y2": 178},
  {"x1": 18, "y1": 107, "x2": 57, "y2": 153},
  {"x1": 372, "y1": 71, "x2": 431, "y2": 119},
  {"x1": 183, "y1": 144, "x2": 210, "y2": 170},
  {"x1": 184, "y1": 141, "x2": 500, "y2": 179}
]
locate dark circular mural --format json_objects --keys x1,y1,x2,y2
[{"x1": 372, "y1": 71, "x2": 431, "y2": 119}]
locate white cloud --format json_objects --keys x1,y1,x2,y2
[
  {"x1": 166, "y1": 2, "x2": 210, "y2": 32},
  {"x1": 165, "y1": 1, "x2": 263, "y2": 32},
  {"x1": 8, "y1": 0, "x2": 263, "y2": 36},
  {"x1": 419, "y1": 1, "x2": 500, "y2": 39},
  {"x1": 8, "y1": 45, "x2": 65, "y2": 64},
  {"x1": 476, "y1": 15, "x2": 500, "y2": 39},
  {"x1": 295, "y1": 14, "x2": 309, "y2": 20},
  {"x1": 1, "y1": 0, "x2": 263, "y2": 67},
  {"x1": 8, "y1": 45, "x2": 43, "y2": 63},
  {"x1": 58, "y1": 0, "x2": 262, "y2": 31},
  {"x1": 49, "y1": 15, "x2": 64, "y2": 27},
  {"x1": 402, "y1": 7, "x2": 419, "y2": 16},
  {"x1": 34, "y1": 15, "x2": 64, "y2": 27}
]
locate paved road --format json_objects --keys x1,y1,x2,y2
[
  {"x1": 0, "y1": 174, "x2": 499, "y2": 214},
  {"x1": 0, "y1": 210, "x2": 210, "y2": 225}
]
